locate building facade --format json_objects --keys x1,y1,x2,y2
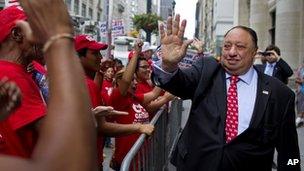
[
  {"x1": 0, "y1": 0, "x2": 4, "y2": 10},
  {"x1": 236, "y1": 0, "x2": 304, "y2": 70},
  {"x1": 159, "y1": 0, "x2": 174, "y2": 20},
  {"x1": 196, "y1": 0, "x2": 234, "y2": 56}
]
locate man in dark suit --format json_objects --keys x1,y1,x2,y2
[
  {"x1": 255, "y1": 45, "x2": 293, "y2": 84},
  {"x1": 152, "y1": 15, "x2": 300, "y2": 171}
]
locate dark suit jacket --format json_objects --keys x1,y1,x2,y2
[
  {"x1": 152, "y1": 57, "x2": 300, "y2": 171},
  {"x1": 255, "y1": 58, "x2": 293, "y2": 84}
]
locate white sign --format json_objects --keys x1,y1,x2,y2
[
  {"x1": 99, "y1": 20, "x2": 124, "y2": 38},
  {"x1": 111, "y1": 19, "x2": 124, "y2": 37},
  {"x1": 99, "y1": 21, "x2": 107, "y2": 37}
]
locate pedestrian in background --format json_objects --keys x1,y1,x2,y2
[
  {"x1": 295, "y1": 61, "x2": 304, "y2": 127},
  {"x1": 255, "y1": 44, "x2": 293, "y2": 85}
]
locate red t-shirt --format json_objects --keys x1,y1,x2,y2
[
  {"x1": 135, "y1": 80, "x2": 153, "y2": 95},
  {"x1": 100, "y1": 79, "x2": 113, "y2": 105},
  {"x1": 85, "y1": 77, "x2": 104, "y2": 164},
  {"x1": 0, "y1": 122, "x2": 29, "y2": 158},
  {"x1": 0, "y1": 60, "x2": 46, "y2": 157},
  {"x1": 109, "y1": 88, "x2": 149, "y2": 165}
]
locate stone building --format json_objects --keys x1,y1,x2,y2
[{"x1": 237, "y1": 0, "x2": 304, "y2": 70}]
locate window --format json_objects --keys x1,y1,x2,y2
[
  {"x1": 82, "y1": 3, "x2": 86, "y2": 17},
  {"x1": 97, "y1": 12, "x2": 101, "y2": 21},
  {"x1": 269, "y1": 10, "x2": 276, "y2": 44},
  {"x1": 89, "y1": 8, "x2": 93, "y2": 19},
  {"x1": 74, "y1": 0, "x2": 79, "y2": 15}
]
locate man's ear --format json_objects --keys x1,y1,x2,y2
[{"x1": 11, "y1": 27, "x2": 24, "y2": 42}]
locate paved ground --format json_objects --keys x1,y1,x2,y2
[
  {"x1": 103, "y1": 139, "x2": 114, "y2": 171},
  {"x1": 296, "y1": 126, "x2": 304, "y2": 170}
]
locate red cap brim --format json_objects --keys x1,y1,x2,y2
[{"x1": 88, "y1": 42, "x2": 108, "y2": 51}]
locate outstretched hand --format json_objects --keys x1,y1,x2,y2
[
  {"x1": 0, "y1": 78, "x2": 21, "y2": 120},
  {"x1": 192, "y1": 38, "x2": 204, "y2": 54},
  {"x1": 159, "y1": 14, "x2": 193, "y2": 72},
  {"x1": 92, "y1": 106, "x2": 128, "y2": 117}
]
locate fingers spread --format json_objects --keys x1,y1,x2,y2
[
  {"x1": 172, "y1": 14, "x2": 180, "y2": 36},
  {"x1": 177, "y1": 20, "x2": 187, "y2": 39},
  {"x1": 159, "y1": 23, "x2": 165, "y2": 40},
  {"x1": 166, "y1": 17, "x2": 173, "y2": 36}
]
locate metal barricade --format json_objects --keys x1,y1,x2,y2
[{"x1": 120, "y1": 99, "x2": 183, "y2": 171}]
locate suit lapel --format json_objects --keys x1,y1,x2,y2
[
  {"x1": 273, "y1": 65, "x2": 278, "y2": 76},
  {"x1": 214, "y1": 69, "x2": 227, "y2": 126},
  {"x1": 249, "y1": 69, "x2": 271, "y2": 128},
  {"x1": 262, "y1": 64, "x2": 266, "y2": 73}
]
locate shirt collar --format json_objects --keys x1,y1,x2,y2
[
  {"x1": 225, "y1": 66, "x2": 255, "y2": 85},
  {"x1": 266, "y1": 62, "x2": 276, "y2": 67}
]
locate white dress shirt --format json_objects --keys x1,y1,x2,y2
[{"x1": 264, "y1": 62, "x2": 276, "y2": 76}]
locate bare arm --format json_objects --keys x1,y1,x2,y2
[
  {"x1": 97, "y1": 117, "x2": 154, "y2": 137},
  {"x1": 0, "y1": 0, "x2": 97, "y2": 170},
  {"x1": 94, "y1": 71, "x2": 104, "y2": 91},
  {"x1": 118, "y1": 40, "x2": 143, "y2": 96},
  {"x1": 141, "y1": 86, "x2": 162, "y2": 105},
  {"x1": 144, "y1": 92, "x2": 174, "y2": 114}
]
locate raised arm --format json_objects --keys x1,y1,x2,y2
[
  {"x1": 151, "y1": 15, "x2": 202, "y2": 99},
  {"x1": 118, "y1": 40, "x2": 143, "y2": 96},
  {"x1": 0, "y1": 0, "x2": 97, "y2": 170},
  {"x1": 159, "y1": 14, "x2": 193, "y2": 72}
]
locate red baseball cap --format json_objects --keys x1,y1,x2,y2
[
  {"x1": 75, "y1": 34, "x2": 108, "y2": 52},
  {"x1": 0, "y1": 6, "x2": 27, "y2": 43}
]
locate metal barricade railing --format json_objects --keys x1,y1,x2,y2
[{"x1": 120, "y1": 99, "x2": 183, "y2": 171}]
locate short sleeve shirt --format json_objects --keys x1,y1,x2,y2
[
  {"x1": 109, "y1": 87, "x2": 149, "y2": 164},
  {"x1": 0, "y1": 60, "x2": 46, "y2": 157}
]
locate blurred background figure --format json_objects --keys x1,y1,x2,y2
[
  {"x1": 255, "y1": 45, "x2": 293, "y2": 85},
  {"x1": 295, "y1": 60, "x2": 304, "y2": 127},
  {"x1": 254, "y1": 49, "x2": 267, "y2": 64}
]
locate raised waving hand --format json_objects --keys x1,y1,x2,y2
[{"x1": 159, "y1": 14, "x2": 193, "y2": 72}]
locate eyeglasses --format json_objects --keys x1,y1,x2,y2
[{"x1": 139, "y1": 65, "x2": 150, "y2": 70}]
